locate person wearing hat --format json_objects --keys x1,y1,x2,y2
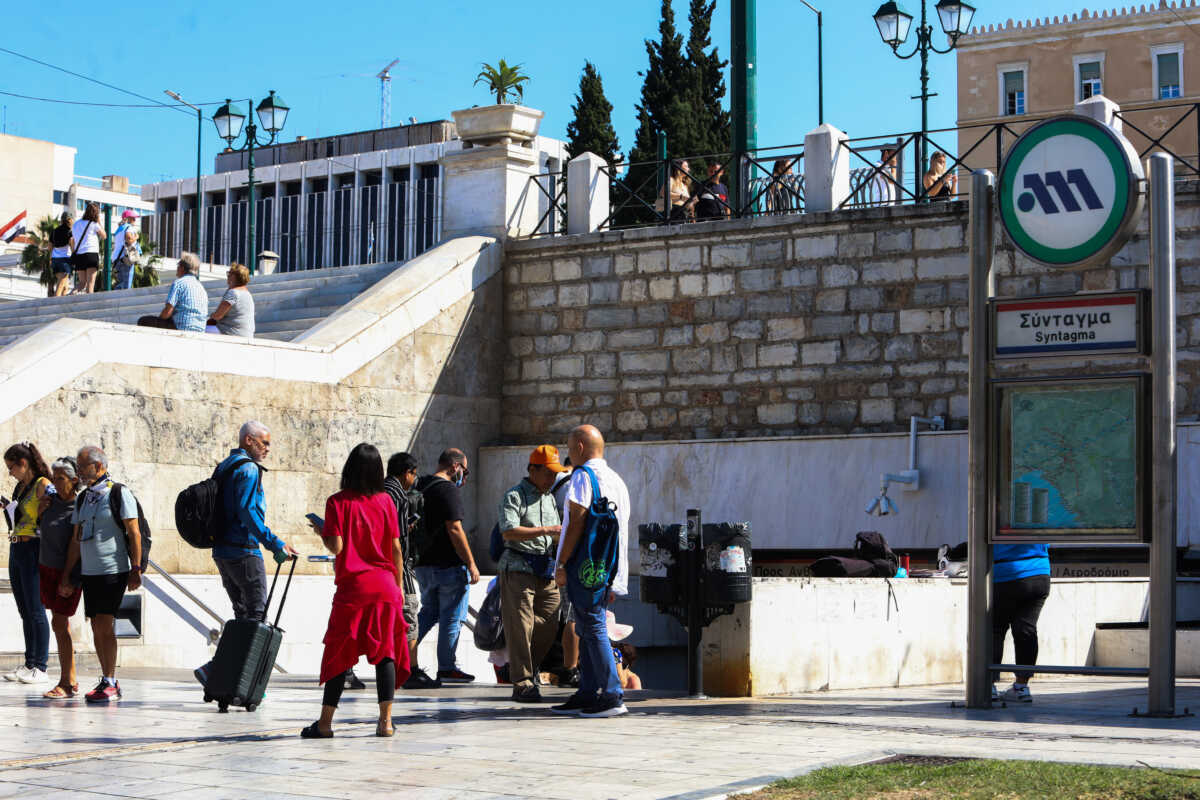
[
  {"x1": 111, "y1": 210, "x2": 141, "y2": 291},
  {"x1": 496, "y1": 444, "x2": 568, "y2": 702}
]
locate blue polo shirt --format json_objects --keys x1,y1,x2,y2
[
  {"x1": 993, "y1": 544, "x2": 1050, "y2": 583},
  {"x1": 165, "y1": 273, "x2": 208, "y2": 332}
]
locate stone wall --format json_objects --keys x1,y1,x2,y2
[{"x1": 501, "y1": 181, "x2": 1200, "y2": 442}]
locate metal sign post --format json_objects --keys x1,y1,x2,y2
[{"x1": 965, "y1": 116, "x2": 1179, "y2": 714}]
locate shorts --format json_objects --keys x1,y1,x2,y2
[
  {"x1": 51, "y1": 257, "x2": 72, "y2": 275},
  {"x1": 81, "y1": 572, "x2": 129, "y2": 618},
  {"x1": 73, "y1": 252, "x2": 99, "y2": 271},
  {"x1": 403, "y1": 581, "x2": 419, "y2": 644},
  {"x1": 39, "y1": 565, "x2": 82, "y2": 617}
]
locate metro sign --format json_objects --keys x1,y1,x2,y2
[{"x1": 999, "y1": 116, "x2": 1144, "y2": 269}]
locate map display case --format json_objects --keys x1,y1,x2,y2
[{"x1": 991, "y1": 374, "x2": 1148, "y2": 544}]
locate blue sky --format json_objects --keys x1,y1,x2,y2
[{"x1": 1, "y1": 0, "x2": 1095, "y2": 184}]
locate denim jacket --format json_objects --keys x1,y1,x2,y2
[{"x1": 212, "y1": 449, "x2": 285, "y2": 560}]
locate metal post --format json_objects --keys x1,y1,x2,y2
[
  {"x1": 966, "y1": 169, "x2": 995, "y2": 709},
  {"x1": 195, "y1": 107, "x2": 203, "y2": 254},
  {"x1": 817, "y1": 10, "x2": 824, "y2": 125},
  {"x1": 102, "y1": 204, "x2": 113, "y2": 292},
  {"x1": 917, "y1": 1, "x2": 930, "y2": 201},
  {"x1": 247, "y1": 124, "x2": 257, "y2": 276},
  {"x1": 1147, "y1": 152, "x2": 1178, "y2": 716},
  {"x1": 656, "y1": 131, "x2": 668, "y2": 221},
  {"x1": 686, "y1": 507, "x2": 706, "y2": 699},
  {"x1": 731, "y1": 0, "x2": 757, "y2": 216}
]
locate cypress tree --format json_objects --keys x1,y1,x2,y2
[
  {"x1": 566, "y1": 62, "x2": 621, "y2": 164},
  {"x1": 685, "y1": 0, "x2": 730, "y2": 158}
]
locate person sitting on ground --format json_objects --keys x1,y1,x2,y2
[
  {"x1": 923, "y1": 151, "x2": 958, "y2": 201},
  {"x1": 49, "y1": 213, "x2": 74, "y2": 297},
  {"x1": 137, "y1": 252, "x2": 207, "y2": 332},
  {"x1": 38, "y1": 457, "x2": 84, "y2": 698},
  {"x1": 303, "y1": 443, "x2": 412, "y2": 738},
  {"x1": 614, "y1": 643, "x2": 642, "y2": 691},
  {"x1": 70, "y1": 203, "x2": 106, "y2": 294},
  {"x1": 206, "y1": 263, "x2": 256, "y2": 338},
  {"x1": 59, "y1": 445, "x2": 142, "y2": 703},
  {"x1": 111, "y1": 210, "x2": 141, "y2": 291},
  {"x1": 992, "y1": 542, "x2": 1051, "y2": 703},
  {"x1": 3, "y1": 441, "x2": 52, "y2": 686}
]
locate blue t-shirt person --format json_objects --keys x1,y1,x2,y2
[
  {"x1": 165, "y1": 273, "x2": 209, "y2": 332},
  {"x1": 993, "y1": 543, "x2": 1050, "y2": 583}
]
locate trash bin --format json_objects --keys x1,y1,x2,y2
[
  {"x1": 257, "y1": 250, "x2": 279, "y2": 275},
  {"x1": 702, "y1": 522, "x2": 752, "y2": 605},
  {"x1": 639, "y1": 523, "x2": 683, "y2": 606}
]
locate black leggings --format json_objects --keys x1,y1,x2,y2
[
  {"x1": 992, "y1": 575, "x2": 1051, "y2": 683},
  {"x1": 322, "y1": 659, "x2": 395, "y2": 707}
]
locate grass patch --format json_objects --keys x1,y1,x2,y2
[{"x1": 743, "y1": 759, "x2": 1200, "y2": 800}]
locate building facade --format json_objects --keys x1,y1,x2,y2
[
  {"x1": 141, "y1": 120, "x2": 566, "y2": 272},
  {"x1": 955, "y1": 2, "x2": 1200, "y2": 172}
]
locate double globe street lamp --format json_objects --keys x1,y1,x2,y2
[
  {"x1": 873, "y1": 0, "x2": 976, "y2": 199},
  {"x1": 212, "y1": 91, "x2": 290, "y2": 275}
]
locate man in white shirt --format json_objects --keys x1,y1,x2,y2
[{"x1": 551, "y1": 425, "x2": 631, "y2": 718}]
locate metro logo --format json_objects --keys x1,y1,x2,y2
[{"x1": 1018, "y1": 170, "x2": 1105, "y2": 214}]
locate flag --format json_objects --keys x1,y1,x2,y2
[{"x1": 0, "y1": 211, "x2": 27, "y2": 243}]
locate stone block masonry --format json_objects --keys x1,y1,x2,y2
[{"x1": 502, "y1": 181, "x2": 1200, "y2": 442}]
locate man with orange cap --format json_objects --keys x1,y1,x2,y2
[{"x1": 496, "y1": 445, "x2": 568, "y2": 702}]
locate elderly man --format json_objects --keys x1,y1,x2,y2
[
  {"x1": 137, "y1": 251, "x2": 207, "y2": 331},
  {"x1": 58, "y1": 445, "x2": 142, "y2": 703},
  {"x1": 194, "y1": 421, "x2": 298, "y2": 687},
  {"x1": 497, "y1": 445, "x2": 567, "y2": 703},
  {"x1": 551, "y1": 425, "x2": 631, "y2": 718},
  {"x1": 111, "y1": 209, "x2": 141, "y2": 291}
]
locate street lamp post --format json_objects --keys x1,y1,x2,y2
[
  {"x1": 873, "y1": 0, "x2": 976, "y2": 199},
  {"x1": 212, "y1": 91, "x2": 289, "y2": 275},
  {"x1": 164, "y1": 90, "x2": 203, "y2": 256},
  {"x1": 797, "y1": 0, "x2": 823, "y2": 125}
]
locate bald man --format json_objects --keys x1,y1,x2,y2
[{"x1": 550, "y1": 425, "x2": 631, "y2": 718}]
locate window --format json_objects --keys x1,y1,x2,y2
[
  {"x1": 1153, "y1": 44, "x2": 1184, "y2": 99},
  {"x1": 1073, "y1": 54, "x2": 1105, "y2": 103},
  {"x1": 1003, "y1": 70, "x2": 1025, "y2": 115}
]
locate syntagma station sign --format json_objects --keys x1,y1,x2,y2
[{"x1": 999, "y1": 115, "x2": 1145, "y2": 269}]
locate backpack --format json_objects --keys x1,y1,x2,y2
[
  {"x1": 401, "y1": 486, "x2": 424, "y2": 564},
  {"x1": 410, "y1": 477, "x2": 449, "y2": 565},
  {"x1": 174, "y1": 457, "x2": 259, "y2": 549},
  {"x1": 473, "y1": 581, "x2": 505, "y2": 652},
  {"x1": 564, "y1": 465, "x2": 621, "y2": 604},
  {"x1": 75, "y1": 481, "x2": 151, "y2": 572},
  {"x1": 853, "y1": 531, "x2": 899, "y2": 578}
]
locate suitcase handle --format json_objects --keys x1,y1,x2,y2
[{"x1": 261, "y1": 555, "x2": 298, "y2": 627}]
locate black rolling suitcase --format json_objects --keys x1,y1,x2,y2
[{"x1": 204, "y1": 556, "x2": 296, "y2": 712}]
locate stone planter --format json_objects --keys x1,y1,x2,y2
[{"x1": 452, "y1": 104, "x2": 543, "y2": 148}]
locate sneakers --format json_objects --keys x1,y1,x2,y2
[
  {"x1": 550, "y1": 693, "x2": 594, "y2": 716},
  {"x1": 580, "y1": 694, "x2": 627, "y2": 718},
  {"x1": 1, "y1": 667, "x2": 20, "y2": 682},
  {"x1": 436, "y1": 668, "x2": 475, "y2": 684},
  {"x1": 991, "y1": 684, "x2": 999, "y2": 701},
  {"x1": 1001, "y1": 683, "x2": 1033, "y2": 703},
  {"x1": 402, "y1": 668, "x2": 442, "y2": 690},
  {"x1": 512, "y1": 683, "x2": 543, "y2": 703},
  {"x1": 84, "y1": 680, "x2": 121, "y2": 704},
  {"x1": 344, "y1": 670, "x2": 366, "y2": 690},
  {"x1": 556, "y1": 667, "x2": 580, "y2": 688},
  {"x1": 17, "y1": 667, "x2": 48, "y2": 685}
]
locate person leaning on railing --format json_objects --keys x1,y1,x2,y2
[
  {"x1": 658, "y1": 160, "x2": 697, "y2": 223},
  {"x1": 923, "y1": 152, "x2": 958, "y2": 201}
]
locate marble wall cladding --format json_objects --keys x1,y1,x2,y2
[
  {"x1": 502, "y1": 182, "x2": 1200, "y2": 442},
  {"x1": 0, "y1": 278, "x2": 505, "y2": 574}
]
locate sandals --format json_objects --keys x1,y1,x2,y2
[
  {"x1": 300, "y1": 722, "x2": 333, "y2": 739},
  {"x1": 43, "y1": 684, "x2": 78, "y2": 699}
]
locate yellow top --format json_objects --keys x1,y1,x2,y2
[{"x1": 12, "y1": 476, "x2": 49, "y2": 538}]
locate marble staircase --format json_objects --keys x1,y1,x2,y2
[{"x1": 0, "y1": 261, "x2": 398, "y2": 350}]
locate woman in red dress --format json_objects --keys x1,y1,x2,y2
[{"x1": 302, "y1": 443, "x2": 411, "y2": 738}]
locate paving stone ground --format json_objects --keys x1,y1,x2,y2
[{"x1": 2, "y1": 672, "x2": 1200, "y2": 799}]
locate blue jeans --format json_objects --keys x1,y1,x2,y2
[
  {"x1": 566, "y1": 578, "x2": 621, "y2": 702},
  {"x1": 9, "y1": 540, "x2": 49, "y2": 672},
  {"x1": 415, "y1": 565, "x2": 470, "y2": 672},
  {"x1": 114, "y1": 260, "x2": 135, "y2": 290}
]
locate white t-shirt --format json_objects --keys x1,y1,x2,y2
[
  {"x1": 557, "y1": 457, "x2": 631, "y2": 596},
  {"x1": 870, "y1": 161, "x2": 898, "y2": 206},
  {"x1": 71, "y1": 219, "x2": 101, "y2": 254}
]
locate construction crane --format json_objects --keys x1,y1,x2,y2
[{"x1": 377, "y1": 58, "x2": 400, "y2": 128}]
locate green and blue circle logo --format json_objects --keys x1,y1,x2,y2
[{"x1": 999, "y1": 116, "x2": 1144, "y2": 269}]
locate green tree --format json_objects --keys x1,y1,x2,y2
[
  {"x1": 566, "y1": 62, "x2": 621, "y2": 164},
  {"x1": 474, "y1": 59, "x2": 530, "y2": 105},
  {"x1": 684, "y1": 0, "x2": 730, "y2": 158},
  {"x1": 19, "y1": 215, "x2": 58, "y2": 294}
]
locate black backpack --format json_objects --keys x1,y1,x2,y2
[
  {"x1": 174, "y1": 457, "x2": 259, "y2": 549},
  {"x1": 854, "y1": 531, "x2": 899, "y2": 577},
  {"x1": 473, "y1": 581, "x2": 505, "y2": 651},
  {"x1": 75, "y1": 481, "x2": 151, "y2": 572},
  {"x1": 411, "y1": 476, "x2": 452, "y2": 564},
  {"x1": 402, "y1": 486, "x2": 425, "y2": 564}
]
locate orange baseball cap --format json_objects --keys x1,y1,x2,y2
[{"x1": 529, "y1": 444, "x2": 568, "y2": 472}]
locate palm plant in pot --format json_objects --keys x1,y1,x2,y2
[{"x1": 453, "y1": 59, "x2": 544, "y2": 147}]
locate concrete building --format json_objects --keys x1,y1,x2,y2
[
  {"x1": 140, "y1": 119, "x2": 567, "y2": 271},
  {"x1": 956, "y1": 2, "x2": 1200, "y2": 172}
]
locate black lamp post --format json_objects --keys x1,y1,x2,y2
[
  {"x1": 873, "y1": 0, "x2": 975, "y2": 199},
  {"x1": 212, "y1": 91, "x2": 289, "y2": 274}
]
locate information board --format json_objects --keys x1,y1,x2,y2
[{"x1": 992, "y1": 375, "x2": 1146, "y2": 543}]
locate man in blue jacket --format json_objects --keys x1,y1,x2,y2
[{"x1": 195, "y1": 421, "x2": 297, "y2": 686}]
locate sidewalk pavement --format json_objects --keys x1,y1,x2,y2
[{"x1": 2, "y1": 672, "x2": 1200, "y2": 799}]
